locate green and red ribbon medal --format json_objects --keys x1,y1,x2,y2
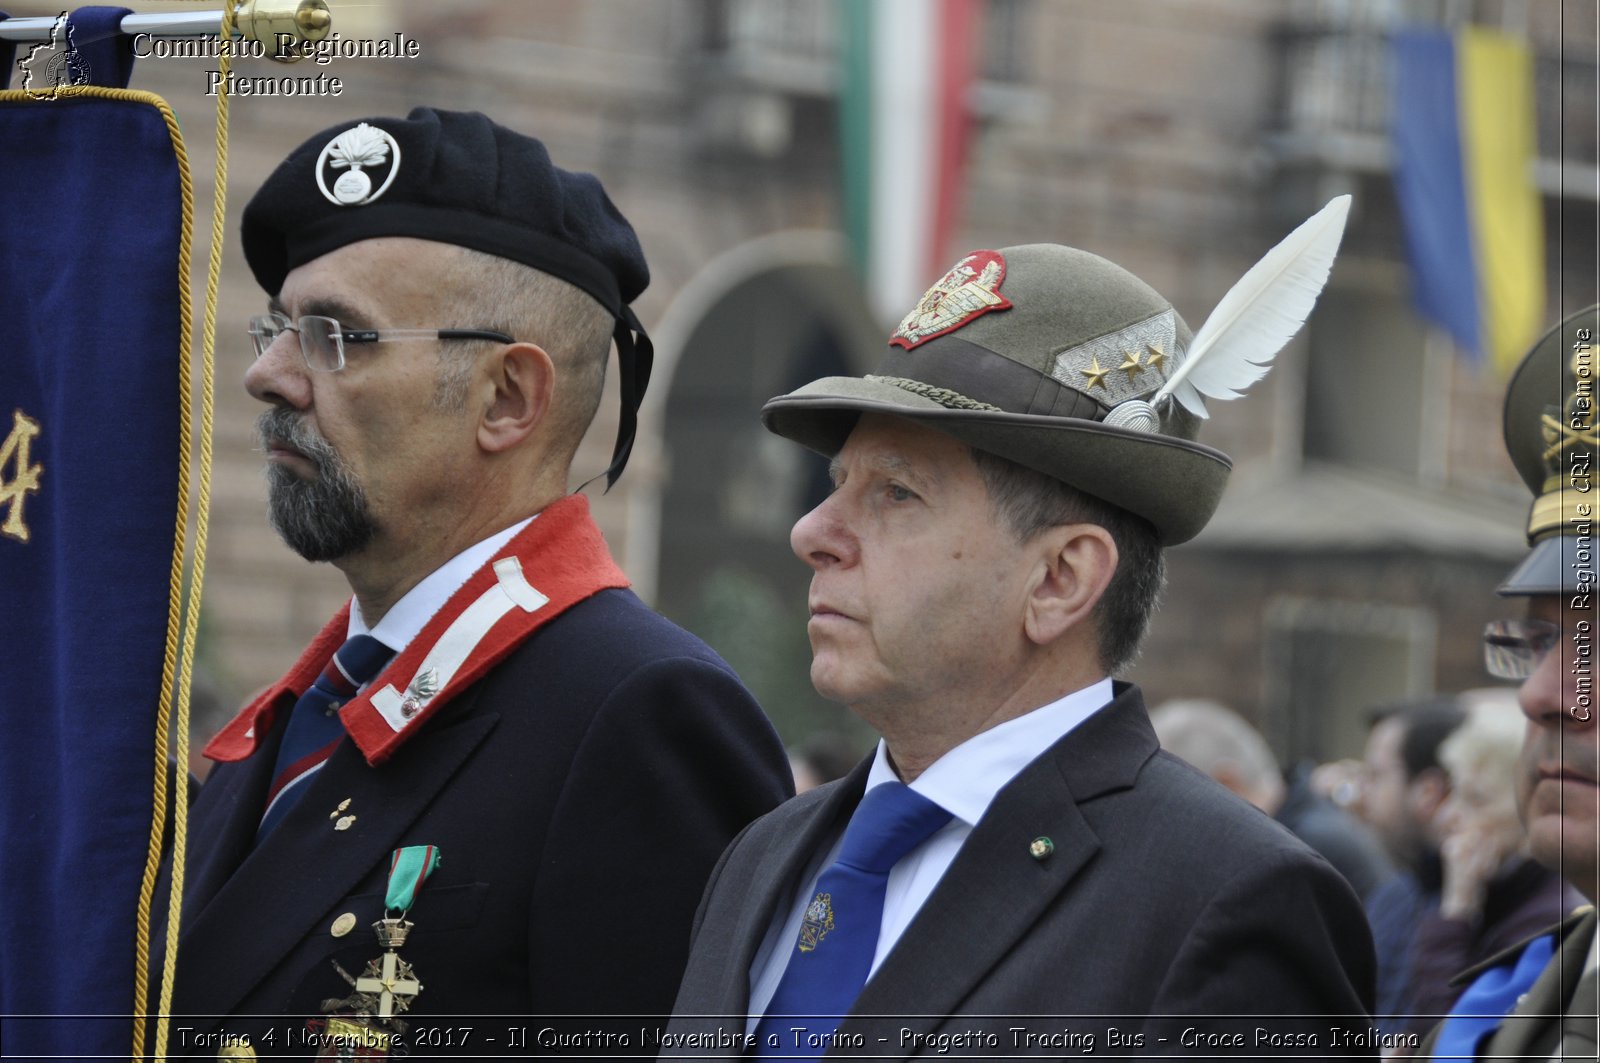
[{"x1": 313, "y1": 846, "x2": 442, "y2": 1057}]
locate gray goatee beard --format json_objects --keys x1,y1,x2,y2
[{"x1": 256, "y1": 407, "x2": 376, "y2": 562}]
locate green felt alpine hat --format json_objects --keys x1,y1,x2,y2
[
  {"x1": 1498, "y1": 304, "x2": 1600, "y2": 596},
  {"x1": 761, "y1": 244, "x2": 1233, "y2": 545}
]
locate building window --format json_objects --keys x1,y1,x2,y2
[{"x1": 1262, "y1": 596, "x2": 1436, "y2": 763}]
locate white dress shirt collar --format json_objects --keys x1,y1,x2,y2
[
  {"x1": 347, "y1": 515, "x2": 535, "y2": 651},
  {"x1": 864, "y1": 676, "x2": 1115, "y2": 826}
]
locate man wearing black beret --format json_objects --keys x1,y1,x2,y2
[{"x1": 168, "y1": 107, "x2": 792, "y2": 1054}]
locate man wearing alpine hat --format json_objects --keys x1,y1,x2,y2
[
  {"x1": 167, "y1": 108, "x2": 791, "y2": 1054},
  {"x1": 1418, "y1": 305, "x2": 1599, "y2": 1061},
  {"x1": 665, "y1": 201, "x2": 1377, "y2": 1058}
]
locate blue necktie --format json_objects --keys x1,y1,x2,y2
[
  {"x1": 1430, "y1": 931, "x2": 1555, "y2": 1060},
  {"x1": 755, "y1": 782, "x2": 953, "y2": 1060},
  {"x1": 257, "y1": 634, "x2": 392, "y2": 841}
]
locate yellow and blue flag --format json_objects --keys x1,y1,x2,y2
[{"x1": 1391, "y1": 25, "x2": 1545, "y2": 374}]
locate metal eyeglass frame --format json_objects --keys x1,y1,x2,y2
[{"x1": 248, "y1": 312, "x2": 515, "y2": 372}]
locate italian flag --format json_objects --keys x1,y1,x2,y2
[{"x1": 840, "y1": 0, "x2": 983, "y2": 325}]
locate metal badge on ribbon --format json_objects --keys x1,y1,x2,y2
[{"x1": 310, "y1": 845, "x2": 441, "y2": 1057}]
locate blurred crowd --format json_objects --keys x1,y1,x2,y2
[{"x1": 1138, "y1": 690, "x2": 1584, "y2": 1057}]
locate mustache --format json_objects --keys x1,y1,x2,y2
[
  {"x1": 256, "y1": 407, "x2": 337, "y2": 469},
  {"x1": 254, "y1": 405, "x2": 375, "y2": 561}
]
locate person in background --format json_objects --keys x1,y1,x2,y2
[
  {"x1": 1355, "y1": 697, "x2": 1467, "y2": 1038},
  {"x1": 1151, "y1": 698, "x2": 1395, "y2": 901},
  {"x1": 1418, "y1": 306, "x2": 1599, "y2": 1061},
  {"x1": 1399, "y1": 693, "x2": 1583, "y2": 1046}
]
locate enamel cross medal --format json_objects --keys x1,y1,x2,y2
[{"x1": 312, "y1": 845, "x2": 441, "y2": 1057}]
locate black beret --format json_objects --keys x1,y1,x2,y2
[{"x1": 240, "y1": 106, "x2": 648, "y2": 315}]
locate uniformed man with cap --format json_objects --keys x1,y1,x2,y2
[
  {"x1": 665, "y1": 228, "x2": 1376, "y2": 1058},
  {"x1": 1417, "y1": 306, "x2": 1599, "y2": 1061},
  {"x1": 168, "y1": 108, "x2": 791, "y2": 1054}
]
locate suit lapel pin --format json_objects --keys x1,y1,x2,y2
[
  {"x1": 1029, "y1": 837, "x2": 1054, "y2": 860},
  {"x1": 329, "y1": 798, "x2": 352, "y2": 821},
  {"x1": 399, "y1": 667, "x2": 440, "y2": 720}
]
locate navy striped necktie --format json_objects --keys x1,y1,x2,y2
[
  {"x1": 754, "y1": 782, "x2": 952, "y2": 1060},
  {"x1": 257, "y1": 634, "x2": 392, "y2": 841}
]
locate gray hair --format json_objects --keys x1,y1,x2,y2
[
  {"x1": 968, "y1": 448, "x2": 1166, "y2": 674},
  {"x1": 436, "y1": 248, "x2": 614, "y2": 463},
  {"x1": 1149, "y1": 699, "x2": 1281, "y2": 791},
  {"x1": 1437, "y1": 690, "x2": 1525, "y2": 803}
]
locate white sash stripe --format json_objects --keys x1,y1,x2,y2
[
  {"x1": 494, "y1": 556, "x2": 549, "y2": 612},
  {"x1": 332, "y1": 653, "x2": 360, "y2": 688},
  {"x1": 370, "y1": 558, "x2": 547, "y2": 733}
]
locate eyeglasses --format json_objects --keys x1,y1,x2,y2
[
  {"x1": 1483, "y1": 618, "x2": 1561, "y2": 680},
  {"x1": 247, "y1": 312, "x2": 514, "y2": 372}
]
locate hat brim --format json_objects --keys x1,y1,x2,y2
[
  {"x1": 762, "y1": 376, "x2": 1232, "y2": 545},
  {"x1": 1499, "y1": 536, "x2": 1592, "y2": 596}
]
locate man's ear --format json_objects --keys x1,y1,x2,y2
[
  {"x1": 478, "y1": 342, "x2": 554, "y2": 454},
  {"x1": 1023, "y1": 523, "x2": 1117, "y2": 647}
]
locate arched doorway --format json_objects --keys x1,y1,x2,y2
[{"x1": 639, "y1": 232, "x2": 883, "y2": 749}]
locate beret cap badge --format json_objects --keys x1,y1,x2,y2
[{"x1": 315, "y1": 122, "x2": 401, "y2": 207}]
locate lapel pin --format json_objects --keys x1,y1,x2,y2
[
  {"x1": 331, "y1": 912, "x2": 358, "y2": 938},
  {"x1": 399, "y1": 667, "x2": 440, "y2": 720},
  {"x1": 329, "y1": 798, "x2": 352, "y2": 821},
  {"x1": 334, "y1": 815, "x2": 357, "y2": 831},
  {"x1": 1029, "y1": 837, "x2": 1055, "y2": 860}
]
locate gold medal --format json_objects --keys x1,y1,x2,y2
[{"x1": 307, "y1": 846, "x2": 441, "y2": 1058}]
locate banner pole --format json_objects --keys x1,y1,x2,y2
[{"x1": 0, "y1": 0, "x2": 331, "y2": 60}]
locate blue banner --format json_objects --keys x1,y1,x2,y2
[
  {"x1": 0, "y1": 7, "x2": 189, "y2": 1057},
  {"x1": 1391, "y1": 27, "x2": 1481, "y2": 358}
]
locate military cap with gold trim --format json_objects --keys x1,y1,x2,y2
[
  {"x1": 763, "y1": 198, "x2": 1352, "y2": 545},
  {"x1": 1499, "y1": 304, "x2": 1600, "y2": 596}
]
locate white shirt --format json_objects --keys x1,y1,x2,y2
[
  {"x1": 346, "y1": 516, "x2": 534, "y2": 650},
  {"x1": 745, "y1": 678, "x2": 1115, "y2": 1029}
]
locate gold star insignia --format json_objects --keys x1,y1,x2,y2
[
  {"x1": 1118, "y1": 349, "x2": 1146, "y2": 382},
  {"x1": 1145, "y1": 344, "x2": 1167, "y2": 373},
  {"x1": 1079, "y1": 357, "x2": 1110, "y2": 392}
]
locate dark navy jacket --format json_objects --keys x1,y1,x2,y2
[{"x1": 168, "y1": 587, "x2": 792, "y2": 1056}]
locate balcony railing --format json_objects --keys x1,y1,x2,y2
[{"x1": 1275, "y1": 0, "x2": 1599, "y2": 173}]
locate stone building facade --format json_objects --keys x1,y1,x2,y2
[{"x1": 15, "y1": 0, "x2": 1592, "y2": 760}]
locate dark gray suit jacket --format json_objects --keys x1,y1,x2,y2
[{"x1": 665, "y1": 684, "x2": 1376, "y2": 1059}]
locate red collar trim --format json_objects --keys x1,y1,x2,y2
[{"x1": 204, "y1": 495, "x2": 628, "y2": 766}]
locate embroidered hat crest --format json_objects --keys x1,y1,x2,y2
[{"x1": 890, "y1": 250, "x2": 1014, "y2": 349}]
